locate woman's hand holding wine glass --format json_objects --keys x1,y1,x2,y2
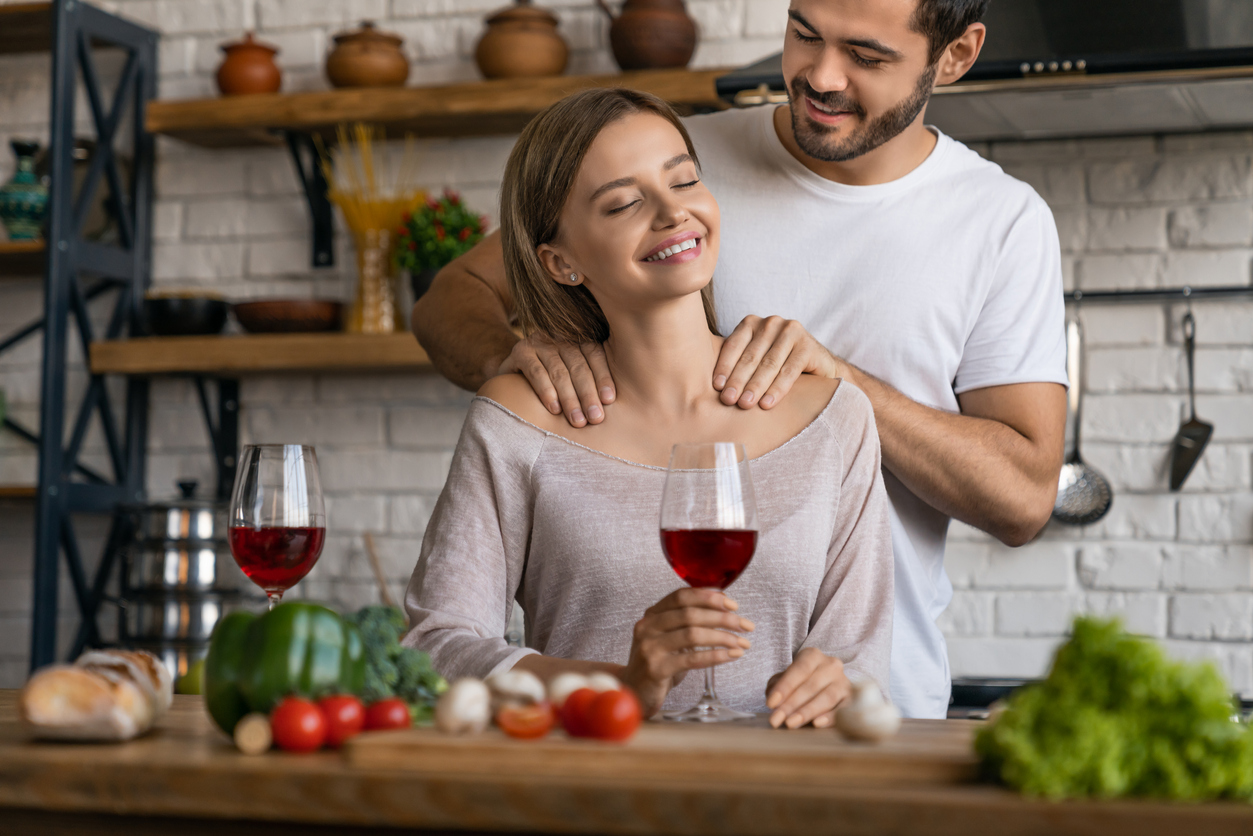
[{"x1": 619, "y1": 588, "x2": 755, "y2": 718}]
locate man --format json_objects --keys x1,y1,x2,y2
[{"x1": 412, "y1": 0, "x2": 1068, "y2": 719}]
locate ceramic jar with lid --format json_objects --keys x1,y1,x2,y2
[
  {"x1": 0, "y1": 140, "x2": 49, "y2": 241},
  {"x1": 215, "y1": 33, "x2": 282, "y2": 96},
  {"x1": 475, "y1": 0, "x2": 569, "y2": 80},
  {"x1": 326, "y1": 21, "x2": 410, "y2": 88},
  {"x1": 597, "y1": 0, "x2": 697, "y2": 71}
]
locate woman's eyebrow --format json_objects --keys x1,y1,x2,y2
[{"x1": 589, "y1": 154, "x2": 693, "y2": 201}]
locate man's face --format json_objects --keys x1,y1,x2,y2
[{"x1": 782, "y1": 0, "x2": 937, "y2": 163}]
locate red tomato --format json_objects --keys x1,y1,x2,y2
[
  {"x1": 317, "y1": 695, "x2": 365, "y2": 748},
  {"x1": 364, "y1": 697, "x2": 412, "y2": 731},
  {"x1": 270, "y1": 696, "x2": 327, "y2": 753},
  {"x1": 560, "y1": 687, "x2": 598, "y2": 738},
  {"x1": 496, "y1": 702, "x2": 555, "y2": 739},
  {"x1": 587, "y1": 689, "x2": 642, "y2": 742}
]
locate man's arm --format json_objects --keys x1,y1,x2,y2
[
  {"x1": 843, "y1": 367, "x2": 1065, "y2": 547},
  {"x1": 710, "y1": 316, "x2": 1065, "y2": 546},
  {"x1": 411, "y1": 230, "x2": 616, "y2": 425}
]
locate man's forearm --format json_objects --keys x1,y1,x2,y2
[
  {"x1": 840, "y1": 363, "x2": 1063, "y2": 547},
  {"x1": 411, "y1": 264, "x2": 519, "y2": 391}
]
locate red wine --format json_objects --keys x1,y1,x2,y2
[
  {"x1": 660, "y1": 529, "x2": 757, "y2": 589},
  {"x1": 229, "y1": 526, "x2": 325, "y2": 593}
]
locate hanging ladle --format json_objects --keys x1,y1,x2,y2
[
  {"x1": 1053, "y1": 314, "x2": 1113, "y2": 525},
  {"x1": 1169, "y1": 310, "x2": 1213, "y2": 490}
]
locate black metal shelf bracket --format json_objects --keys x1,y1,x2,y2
[
  {"x1": 16, "y1": 0, "x2": 158, "y2": 670},
  {"x1": 284, "y1": 131, "x2": 334, "y2": 269}
]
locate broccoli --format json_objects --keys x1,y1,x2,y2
[
  {"x1": 976, "y1": 617, "x2": 1253, "y2": 801},
  {"x1": 346, "y1": 605, "x2": 446, "y2": 719}
]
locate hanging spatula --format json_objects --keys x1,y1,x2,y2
[{"x1": 1169, "y1": 311, "x2": 1213, "y2": 491}]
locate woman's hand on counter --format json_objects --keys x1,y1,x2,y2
[
  {"x1": 497, "y1": 332, "x2": 615, "y2": 428},
  {"x1": 713, "y1": 315, "x2": 840, "y2": 410},
  {"x1": 620, "y1": 588, "x2": 755, "y2": 718},
  {"x1": 765, "y1": 648, "x2": 852, "y2": 730}
]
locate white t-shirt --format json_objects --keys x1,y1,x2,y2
[{"x1": 684, "y1": 105, "x2": 1068, "y2": 719}]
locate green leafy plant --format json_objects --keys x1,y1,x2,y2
[
  {"x1": 976, "y1": 616, "x2": 1253, "y2": 801},
  {"x1": 345, "y1": 605, "x2": 448, "y2": 723},
  {"x1": 393, "y1": 189, "x2": 486, "y2": 275}
]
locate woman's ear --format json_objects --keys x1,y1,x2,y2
[{"x1": 537, "y1": 243, "x2": 580, "y2": 286}]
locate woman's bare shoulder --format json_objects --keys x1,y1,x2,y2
[
  {"x1": 477, "y1": 373, "x2": 567, "y2": 431},
  {"x1": 777, "y1": 374, "x2": 843, "y2": 424}
]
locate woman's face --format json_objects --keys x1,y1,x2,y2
[{"x1": 539, "y1": 112, "x2": 720, "y2": 317}]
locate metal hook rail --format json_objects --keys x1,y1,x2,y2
[{"x1": 1065, "y1": 285, "x2": 1253, "y2": 303}]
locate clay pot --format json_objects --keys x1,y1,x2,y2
[
  {"x1": 597, "y1": 0, "x2": 697, "y2": 71},
  {"x1": 475, "y1": 0, "x2": 569, "y2": 80},
  {"x1": 326, "y1": 21, "x2": 410, "y2": 89},
  {"x1": 215, "y1": 33, "x2": 282, "y2": 96}
]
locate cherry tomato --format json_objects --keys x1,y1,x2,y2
[
  {"x1": 560, "y1": 687, "x2": 598, "y2": 738},
  {"x1": 496, "y1": 702, "x2": 556, "y2": 739},
  {"x1": 587, "y1": 689, "x2": 642, "y2": 742},
  {"x1": 317, "y1": 695, "x2": 365, "y2": 748},
  {"x1": 364, "y1": 697, "x2": 412, "y2": 731},
  {"x1": 270, "y1": 696, "x2": 326, "y2": 753}
]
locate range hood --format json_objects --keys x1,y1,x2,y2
[{"x1": 716, "y1": 52, "x2": 1253, "y2": 142}]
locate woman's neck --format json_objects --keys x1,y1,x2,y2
[{"x1": 601, "y1": 294, "x2": 720, "y2": 418}]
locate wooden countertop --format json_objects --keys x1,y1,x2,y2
[{"x1": 2, "y1": 691, "x2": 1252, "y2": 835}]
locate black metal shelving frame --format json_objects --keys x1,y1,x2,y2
[{"x1": 0, "y1": 0, "x2": 156, "y2": 670}]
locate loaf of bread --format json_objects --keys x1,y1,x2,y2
[{"x1": 20, "y1": 649, "x2": 174, "y2": 741}]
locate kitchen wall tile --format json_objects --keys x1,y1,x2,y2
[
  {"x1": 1078, "y1": 493, "x2": 1177, "y2": 541},
  {"x1": 327, "y1": 495, "x2": 388, "y2": 533},
  {"x1": 1086, "y1": 206, "x2": 1168, "y2": 252},
  {"x1": 1085, "y1": 346, "x2": 1182, "y2": 393},
  {"x1": 744, "y1": 0, "x2": 789, "y2": 37},
  {"x1": 1178, "y1": 494, "x2": 1253, "y2": 543},
  {"x1": 946, "y1": 637, "x2": 1060, "y2": 679},
  {"x1": 1080, "y1": 305, "x2": 1164, "y2": 346},
  {"x1": 389, "y1": 494, "x2": 436, "y2": 535},
  {"x1": 1168, "y1": 203, "x2": 1253, "y2": 248},
  {"x1": 1169, "y1": 593, "x2": 1253, "y2": 640},
  {"x1": 1089, "y1": 155, "x2": 1253, "y2": 204},
  {"x1": 1162, "y1": 544, "x2": 1253, "y2": 591},
  {"x1": 255, "y1": 0, "x2": 388, "y2": 29},
  {"x1": 936, "y1": 591, "x2": 993, "y2": 637},
  {"x1": 1077, "y1": 543, "x2": 1165, "y2": 590},
  {"x1": 994, "y1": 592, "x2": 1077, "y2": 637},
  {"x1": 1083, "y1": 592, "x2": 1168, "y2": 637}
]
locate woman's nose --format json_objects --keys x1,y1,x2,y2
[{"x1": 654, "y1": 195, "x2": 689, "y2": 228}]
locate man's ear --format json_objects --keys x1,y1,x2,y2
[
  {"x1": 934, "y1": 22, "x2": 985, "y2": 87},
  {"x1": 537, "y1": 243, "x2": 577, "y2": 285}
]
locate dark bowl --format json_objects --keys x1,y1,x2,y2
[
  {"x1": 232, "y1": 299, "x2": 343, "y2": 333},
  {"x1": 143, "y1": 294, "x2": 229, "y2": 337}
]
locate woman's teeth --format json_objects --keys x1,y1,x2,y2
[{"x1": 644, "y1": 238, "x2": 698, "y2": 262}]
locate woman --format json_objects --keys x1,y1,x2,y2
[{"x1": 404, "y1": 88, "x2": 894, "y2": 730}]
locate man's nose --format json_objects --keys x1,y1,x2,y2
[{"x1": 806, "y1": 47, "x2": 850, "y2": 94}]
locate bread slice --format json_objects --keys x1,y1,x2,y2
[{"x1": 20, "y1": 649, "x2": 174, "y2": 741}]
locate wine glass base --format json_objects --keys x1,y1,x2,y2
[{"x1": 662, "y1": 698, "x2": 755, "y2": 723}]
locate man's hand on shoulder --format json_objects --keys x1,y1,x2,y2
[
  {"x1": 495, "y1": 333, "x2": 615, "y2": 428},
  {"x1": 714, "y1": 315, "x2": 841, "y2": 410}
]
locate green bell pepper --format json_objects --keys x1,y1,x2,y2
[{"x1": 204, "y1": 602, "x2": 366, "y2": 735}]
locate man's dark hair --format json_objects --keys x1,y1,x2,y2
[{"x1": 911, "y1": 0, "x2": 989, "y2": 64}]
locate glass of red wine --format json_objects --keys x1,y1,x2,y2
[
  {"x1": 659, "y1": 442, "x2": 758, "y2": 722},
  {"x1": 228, "y1": 444, "x2": 326, "y2": 610}
]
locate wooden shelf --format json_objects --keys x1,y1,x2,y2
[
  {"x1": 90, "y1": 332, "x2": 432, "y2": 375},
  {"x1": 0, "y1": 486, "x2": 37, "y2": 500},
  {"x1": 0, "y1": 3, "x2": 51, "y2": 56},
  {"x1": 0, "y1": 240, "x2": 46, "y2": 278},
  {"x1": 146, "y1": 68, "x2": 730, "y2": 148}
]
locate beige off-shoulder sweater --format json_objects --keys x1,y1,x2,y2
[{"x1": 403, "y1": 384, "x2": 895, "y2": 713}]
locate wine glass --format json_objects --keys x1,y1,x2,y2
[
  {"x1": 228, "y1": 444, "x2": 326, "y2": 610},
  {"x1": 659, "y1": 442, "x2": 758, "y2": 722}
]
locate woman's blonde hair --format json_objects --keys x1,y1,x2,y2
[{"x1": 499, "y1": 87, "x2": 719, "y2": 344}]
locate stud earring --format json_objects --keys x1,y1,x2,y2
[{"x1": 569, "y1": 273, "x2": 578, "y2": 283}]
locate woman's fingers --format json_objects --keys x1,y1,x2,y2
[
  {"x1": 641, "y1": 606, "x2": 754, "y2": 638},
  {"x1": 644, "y1": 587, "x2": 737, "y2": 618},
  {"x1": 767, "y1": 650, "x2": 849, "y2": 729}
]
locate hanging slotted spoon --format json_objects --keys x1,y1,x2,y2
[
  {"x1": 1169, "y1": 310, "x2": 1213, "y2": 490},
  {"x1": 1053, "y1": 315, "x2": 1112, "y2": 525}
]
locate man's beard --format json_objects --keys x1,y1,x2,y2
[{"x1": 788, "y1": 64, "x2": 938, "y2": 163}]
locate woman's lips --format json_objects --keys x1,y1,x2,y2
[
  {"x1": 805, "y1": 96, "x2": 852, "y2": 127},
  {"x1": 642, "y1": 238, "x2": 702, "y2": 266}
]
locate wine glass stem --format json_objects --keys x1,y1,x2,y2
[
  {"x1": 702, "y1": 662, "x2": 718, "y2": 705},
  {"x1": 267, "y1": 591, "x2": 282, "y2": 611}
]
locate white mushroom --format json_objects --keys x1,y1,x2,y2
[
  {"x1": 547, "y1": 672, "x2": 591, "y2": 708},
  {"x1": 485, "y1": 669, "x2": 546, "y2": 708},
  {"x1": 834, "y1": 680, "x2": 901, "y2": 743},
  {"x1": 585, "y1": 672, "x2": 622, "y2": 693},
  {"x1": 435, "y1": 678, "x2": 492, "y2": 734}
]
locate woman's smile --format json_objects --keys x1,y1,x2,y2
[{"x1": 642, "y1": 232, "x2": 702, "y2": 265}]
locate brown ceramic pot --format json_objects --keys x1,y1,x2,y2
[
  {"x1": 597, "y1": 0, "x2": 696, "y2": 71},
  {"x1": 326, "y1": 21, "x2": 410, "y2": 88},
  {"x1": 215, "y1": 33, "x2": 282, "y2": 96},
  {"x1": 475, "y1": 0, "x2": 569, "y2": 80}
]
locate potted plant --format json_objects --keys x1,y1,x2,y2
[{"x1": 394, "y1": 189, "x2": 487, "y2": 302}]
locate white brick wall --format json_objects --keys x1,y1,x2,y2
[{"x1": 1, "y1": 0, "x2": 1251, "y2": 697}]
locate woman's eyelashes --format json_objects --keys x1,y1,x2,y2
[{"x1": 605, "y1": 179, "x2": 701, "y2": 215}]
